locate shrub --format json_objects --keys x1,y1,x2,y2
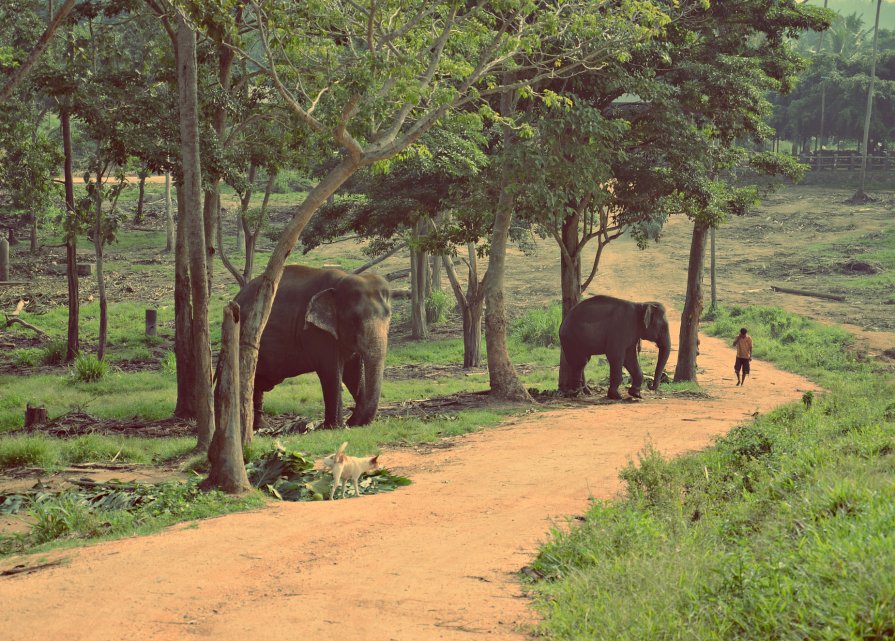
[
  {"x1": 513, "y1": 303, "x2": 563, "y2": 347},
  {"x1": 72, "y1": 354, "x2": 108, "y2": 382},
  {"x1": 425, "y1": 289, "x2": 452, "y2": 324},
  {"x1": 41, "y1": 339, "x2": 68, "y2": 366},
  {"x1": 11, "y1": 349, "x2": 42, "y2": 367}
]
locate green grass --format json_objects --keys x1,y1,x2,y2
[
  {"x1": 528, "y1": 305, "x2": 895, "y2": 640},
  {"x1": 0, "y1": 433, "x2": 195, "y2": 470}
]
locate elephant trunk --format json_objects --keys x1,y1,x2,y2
[
  {"x1": 350, "y1": 327, "x2": 388, "y2": 425},
  {"x1": 650, "y1": 332, "x2": 672, "y2": 391}
]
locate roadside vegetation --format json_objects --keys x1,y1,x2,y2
[{"x1": 528, "y1": 305, "x2": 895, "y2": 640}]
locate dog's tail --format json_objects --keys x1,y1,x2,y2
[{"x1": 335, "y1": 441, "x2": 348, "y2": 463}]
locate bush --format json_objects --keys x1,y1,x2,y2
[
  {"x1": 72, "y1": 354, "x2": 108, "y2": 382},
  {"x1": 513, "y1": 303, "x2": 563, "y2": 347},
  {"x1": 41, "y1": 339, "x2": 68, "y2": 366},
  {"x1": 425, "y1": 289, "x2": 452, "y2": 324},
  {"x1": 11, "y1": 349, "x2": 42, "y2": 367}
]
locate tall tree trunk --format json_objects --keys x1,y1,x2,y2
[
  {"x1": 557, "y1": 212, "x2": 586, "y2": 393},
  {"x1": 442, "y1": 244, "x2": 484, "y2": 368},
  {"x1": 177, "y1": 16, "x2": 214, "y2": 450},
  {"x1": 29, "y1": 209, "x2": 38, "y2": 253},
  {"x1": 204, "y1": 302, "x2": 251, "y2": 493},
  {"x1": 674, "y1": 220, "x2": 709, "y2": 383},
  {"x1": 410, "y1": 219, "x2": 429, "y2": 339},
  {"x1": 484, "y1": 91, "x2": 531, "y2": 401},
  {"x1": 93, "y1": 179, "x2": 108, "y2": 360},
  {"x1": 134, "y1": 171, "x2": 147, "y2": 224},
  {"x1": 817, "y1": 0, "x2": 829, "y2": 153},
  {"x1": 173, "y1": 184, "x2": 195, "y2": 419},
  {"x1": 61, "y1": 109, "x2": 79, "y2": 363},
  {"x1": 854, "y1": 0, "x2": 882, "y2": 201},
  {"x1": 164, "y1": 171, "x2": 173, "y2": 253}
]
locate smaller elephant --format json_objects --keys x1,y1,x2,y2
[{"x1": 559, "y1": 295, "x2": 672, "y2": 399}]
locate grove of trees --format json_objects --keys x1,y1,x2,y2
[{"x1": 0, "y1": 0, "x2": 832, "y2": 490}]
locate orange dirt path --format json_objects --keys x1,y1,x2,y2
[{"x1": 0, "y1": 327, "x2": 816, "y2": 641}]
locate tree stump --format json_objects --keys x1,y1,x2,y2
[
  {"x1": 145, "y1": 309, "x2": 158, "y2": 336},
  {"x1": 25, "y1": 404, "x2": 48, "y2": 428}
]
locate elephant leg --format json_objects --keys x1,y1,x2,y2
[
  {"x1": 252, "y1": 381, "x2": 271, "y2": 429},
  {"x1": 607, "y1": 358, "x2": 624, "y2": 400},
  {"x1": 625, "y1": 345, "x2": 644, "y2": 398},
  {"x1": 318, "y1": 365, "x2": 344, "y2": 428}
]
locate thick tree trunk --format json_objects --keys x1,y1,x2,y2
[
  {"x1": 173, "y1": 184, "x2": 195, "y2": 419},
  {"x1": 484, "y1": 172, "x2": 531, "y2": 400},
  {"x1": 61, "y1": 109, "x2": 79, "y2": 363},
  {"x1": 164, "y1": 171, "x2": 173, "y2": 253},
  {"x1": 177, "y1": 16, "x2": 214, "y2": 450},
  {"x1": 204, "y1": 302, "x2": 252, "y2": 493},
  {"x1": 674, "y1": 220, "x2": 709, "y2": 382}
]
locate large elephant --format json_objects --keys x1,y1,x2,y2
[
  {"x1": 558, "y1": 295, "x2": 672, "y2": 399},
  {"x1": 236, "y1": 265, "x2": 391, "y2": 428}
]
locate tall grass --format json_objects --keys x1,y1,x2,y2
[
  {"x1": 512, "y1": 303, "x2": 563, "y2": 347},
  {"x1": 529, "y1": 306, "x2": 895, "y2": 640}
]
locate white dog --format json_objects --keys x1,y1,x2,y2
[{"x1": 323, "y1": 442, "x2": 380, "y2": 500}]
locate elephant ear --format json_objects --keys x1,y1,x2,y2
[
  {"x1": 305, "y1": 288, "x2": 338, "y2": 339},
  {"x1": 643, "y1": 303, "x2": 654, "y2": 329}
]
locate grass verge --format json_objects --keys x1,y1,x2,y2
[{"x1": 527, "y1": 305, "x2": 895, "y2": 640}]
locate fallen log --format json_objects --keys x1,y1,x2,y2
[{"x1": 770, "y1": 285, "x2": 846, "y2": 302}]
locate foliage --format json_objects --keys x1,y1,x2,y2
[
  {"x1": 425, "y1": 290, "x2": 452, "y2": 324},
  {"x1": 41, "y1": 339, "x2": 69, "y2": 366},
  {"x1": 246, "y1": 442, "x2": 411, "y2": 502},
  {"x1": 72, "y1": 353, "x2": 108, "y2": 382},
  {"x1": 512, "y1": 304, "x2": 564, "y2": 348},
  {"x1": 0, "y1": 478, "x2": 265, "y2": 556}
]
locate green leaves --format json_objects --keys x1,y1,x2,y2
[{"x1": 246, "y1": 442, "x2": 411, "y2": 502}]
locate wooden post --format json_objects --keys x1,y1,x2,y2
[
  {"x1": 202, "y1": 302, "x2": 251, "y2": 493},
  {"x1": 145, "y1": 309, "x2": 158, "y2": 336},
  {"x1": 0, "y1": 237, "x2": 9, "y2": 281},
  {"x1": 25, "y1": 404, "x2": 48, "y2": 428}
]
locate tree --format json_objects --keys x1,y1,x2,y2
[
  {"x1": 0, "y1": 0, "x2": 76, "y2": 102},
  {"x1": 669, "y1": 0, "x2": 828, "y2": 383},
  {"x1": 208, "y1": 0, "x2": 673, "y2": 440},
  {"x1": 176, "y1": 12, "x2": 215, "y2": 451},
  {"x1": 852, "y1": 0, "x2": 884, "y2": 203}
]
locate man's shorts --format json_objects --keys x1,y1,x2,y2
[{"x1": 734, "y1": 357, "x2": 751, "y2": 375}]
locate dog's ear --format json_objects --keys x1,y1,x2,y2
[{"x1": 370, "y1": 456, "x2": 379, "y2": 464}]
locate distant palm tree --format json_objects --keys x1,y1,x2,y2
[{"x1": 852, "y1": 0, "x2": 883, "y2": 203}]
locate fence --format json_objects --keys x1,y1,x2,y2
[{"x1": 799, "y1": 152, "x2": 894, "y2": 171}]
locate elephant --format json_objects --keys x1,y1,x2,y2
[
  {"x1": 235, "y1": 265, "x2": 391, "y2": 428},
  {"x1": 558, "y1": 295, "x2": 672, "y2": 399}
]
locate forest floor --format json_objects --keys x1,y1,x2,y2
[{"x1": 0, "y1": 185, "x2": 893, "y2": 640}]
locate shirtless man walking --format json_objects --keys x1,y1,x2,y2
[{"x1": 733, "y1": 327, "x2": 753, "y2": 386}]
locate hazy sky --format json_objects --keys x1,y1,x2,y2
[{"x1": 804, "y1": 0, "x2": 895, "y2": 30}]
